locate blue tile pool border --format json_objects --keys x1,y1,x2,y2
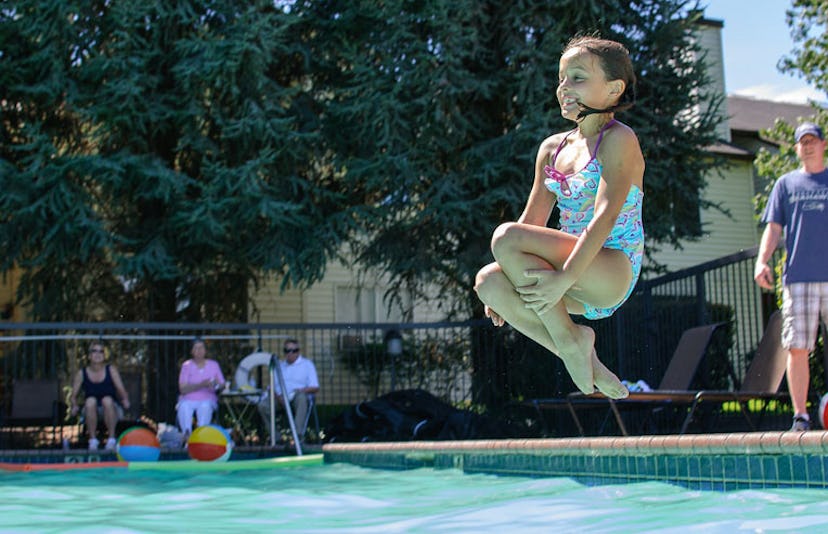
[
  {"x1": 322, "y1": 431, "x2": 828, "y2": 490},
  {"x1": 0, "y1": 446, "x2": 304, "y2": 466}
]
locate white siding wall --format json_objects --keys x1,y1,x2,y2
[{"x1": 646, "y1": 158, "x2": 759, "y2": 272}]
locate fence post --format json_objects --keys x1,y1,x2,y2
[{"x1": 695, "y1": 272, "x2": 707, "y2": 325}]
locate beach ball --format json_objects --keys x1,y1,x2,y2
[
  {"x1": 187, "y1": 424, "x2": 233, "y2": 462},
  {"x1": 819, "y1": 393, "x2": 828, "y2": 429},
  {"x1": 116, "y1": 426, "x2": 161, "y2": 462}
]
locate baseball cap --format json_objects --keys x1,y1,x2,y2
[{"x1": 794, "y1": 122, "x2": 823, "y2": 143}]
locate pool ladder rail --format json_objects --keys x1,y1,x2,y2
[{"x1": 268, "y1": 352, "x2": 305, "y2": 456}]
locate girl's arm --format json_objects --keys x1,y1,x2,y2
[
  {"x1": 561, "y1": 123, "x2": 644, "y2": 280},
  {"x1": 517, "y1": 135, "x2": 562, "y2": 226}
]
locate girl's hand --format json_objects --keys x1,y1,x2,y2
[
  {"x1": 484, "y1": 305, "x2": 506, "y2": 327},
  {"x1": 516, "y1": 269, "x2": 574, "y2": 315}
]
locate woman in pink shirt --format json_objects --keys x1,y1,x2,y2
[{"x1": 177, "y1": 338, "x2": 225, "y2": 437}]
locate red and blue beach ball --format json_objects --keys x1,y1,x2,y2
[
  {"x1": 819, "y1": 393, "x2": 828, "y2": 429},
  {"x1": 187, "y1": 424, "x2": 233, "y2": 462},
  {"x1": 116, "y1": 426, "x2": 161, "y2": 462}
]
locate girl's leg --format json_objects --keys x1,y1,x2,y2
[
  {"x1": 486, "y1": 222, "x2": 632, "y2": 394},
  {"x1": 475, "y1": 263, "x2": 628, "y2": 398}
]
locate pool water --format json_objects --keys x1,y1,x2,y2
[{"x1": 2, "y1": 463, "x2": 828, "y2": 533}]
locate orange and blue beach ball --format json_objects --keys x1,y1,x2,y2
[
  {"x1": 187, "y1": 424, "x2": 233, "y2": 462},
  {"x1": 116, "y1": 426, "x2": 161, "y2": 462}
]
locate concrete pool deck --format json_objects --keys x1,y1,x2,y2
[{"x1": 322, "y1": 430, "x2": 828, "y2": 490}]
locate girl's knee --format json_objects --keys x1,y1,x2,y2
[
  {"x1": 491, "y1": 222, "x2": 530, "y2": 259},
  {"x1": 475, "y1": 268, "x2": 509, "y2": 304},
  {"x1": 491, "y1": 222, "x2": 518, "y2": 247}
]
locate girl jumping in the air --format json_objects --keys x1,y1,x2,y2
[{"x1": 475, "y1": 35, "x2": 645, "y2": 399}]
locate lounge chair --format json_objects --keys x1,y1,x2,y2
[
  {"x1": 677, "y1": 310, "x2": 788, "y2": 433},
  {"x1": 566, "y1": 321, "x2": 728, "y2": 435},
  {"x1": 527, "y1": 322, "x2": 726, "y2": 436}
]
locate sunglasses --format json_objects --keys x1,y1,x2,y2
[{"x1": 284, "y1": 348, "x2": 300, "y2": 354}]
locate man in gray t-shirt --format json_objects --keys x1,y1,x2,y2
[{"x1": 755, "y1": 121, "x2": 828, "y2": 431}]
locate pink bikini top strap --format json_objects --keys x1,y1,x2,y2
[
  {"x1": 550, "y1": 129, "x2": 577, "y2": 166},
  {"x1": 592, "y1": 118, "x2": 617, "y2": 156}
]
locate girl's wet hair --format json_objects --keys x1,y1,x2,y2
[{"x1": 562, "y1": 35, "x2": 637, "y2": 119}]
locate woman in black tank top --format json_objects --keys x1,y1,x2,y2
[{"x1": 69, "y1": 342, "x2": 131, "y2": 451}]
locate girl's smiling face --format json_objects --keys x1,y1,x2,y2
[{"x1": 556, "y1": 47, "x2": 623, "y2": 121}]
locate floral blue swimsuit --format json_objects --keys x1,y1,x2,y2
[{"x1": 543, "y1": 120, "x2": 644, "y2": 319}]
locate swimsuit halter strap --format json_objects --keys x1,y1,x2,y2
[
  {"x1": 551, "y1": 129, "x2": 576, "y2": 166},
  {"x1": 592, "y1": 118, "x2": 617, "y2": 155},
  {"x1": 551, "y1": 118, "x2": 617, "y2": 165}
]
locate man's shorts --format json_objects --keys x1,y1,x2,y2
[{"x1": 781, "y1": 282, "x2": 828, "y2": 350}]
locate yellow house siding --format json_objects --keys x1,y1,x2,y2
[
  {"x1": 303, "y1": 282, "x2": 335, "y2": 324},
  {"x1": 250, "y1": 283, "x2": 303, "y2": 324},
  {"x1": 0, "y1": 268, "x2": 23, "y2": 322}
]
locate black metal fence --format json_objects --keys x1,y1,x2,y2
[
  {"x1": 594, "y1": 246, "x2": 781, "y2": 391},
  {"x1": 0, "y1": 321, "x2": 504, "y2": 428},
  {"x1": 0, "y1": 245, "x2": 785, "y2": 443}
]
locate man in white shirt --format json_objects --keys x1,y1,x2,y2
[{"x1": 257, "y1": 338, "x2": 320, "y2": 440}]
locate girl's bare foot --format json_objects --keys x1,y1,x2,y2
[{"x1": 592, "y1": 351, "x2": 629, "y2": 399}]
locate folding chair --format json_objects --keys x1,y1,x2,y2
[
  {"x1": 0, "y1": 379, "x2": 62, "y2": 448},
  {"x1": 266, "y1": 393, "x2": 321, "y2": 443}
]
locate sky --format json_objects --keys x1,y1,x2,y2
[{"x1": 703, "y1": 0, "x2": 824, "y2": 104}]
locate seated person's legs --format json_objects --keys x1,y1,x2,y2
[
  {"x1": 194, "y1": 401, "x2": 215, "y2": 428},
  {"x1": 292, "y1": 391, "x2": 310, "y2": 436},
  {"x1": 99, "y1": 396, "x2": 121, "y2": 450},
  {"x1": 99, "y1": 396, "x2": 119, "y2": 438},
  {"x1": 177, "y1": 399, "x2": 197, "y2": 436},
  {"x1": 83, "y1": 397, "x2": 100, "y2": 448},
  {"x1": 257, "y1": 396, "x2": 278, "y2": 439},
  {"x1": 257, "y1": 393, "x2": 309, "y2": 439}
]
